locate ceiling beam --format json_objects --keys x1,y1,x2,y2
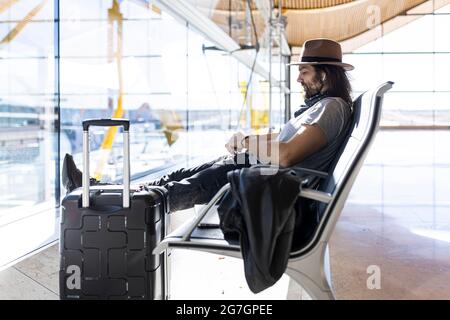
[
  {"x1": 253, "y1": 0, "x2": 291, "y2": 56},
  {"x1": 136, "y1": 0, "x2": 289, "y2": 93}
]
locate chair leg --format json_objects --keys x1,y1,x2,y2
[
  {"x1": 285, "y1": 242, "x2": 335, "y2": 300},
  {"x1": 163, "y1": 250, "x2": 171, "y2": 300}
]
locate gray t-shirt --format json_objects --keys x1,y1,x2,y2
[{"x1": 277, "y1": 97, "x2": 352, "y2": 171}]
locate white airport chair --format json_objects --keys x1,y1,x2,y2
[{"x1": 154, "y1": 82, "x2": 394, "y2": 300}]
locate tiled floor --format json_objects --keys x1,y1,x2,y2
[
  {"x1": 0, "y1": 244, "x2": 59, "y2": 300},
  {"x1": 1, "y1": 205, "x2": 450, "y2": 299},
  {"x1": 0, "y1": 209, "x2": 308, "y2": 300},
  {"x1": 330, "y1": 204, "x2": 450, "y2": 299},
  {"x1": 1, "y1": 129, "x2": 450, "y2": 299}
]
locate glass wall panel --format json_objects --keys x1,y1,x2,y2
[
  {"x1": 344, "y1": 54, "x2": 384, "y2": 93},
  {"x1": 290, "y1": 5, "x2": 450, "y2": 128},
  {"x1": 0, "y1": 0, "x2": 58, "y2": 267},
  {"x1": 382, "y1": 53, "x2": 433, "y2": 92},
  {"x1": 60, "y1": 0, "x2": 286, "y2": 183},
  {"x1": 434, "y1": 53, "x2": 450, "y2": 92},
  {"x1": 381, "y1": 15, "x2": 434, "y2": 53},
  {"x1": 60, "y1": 1, "x2": 183, "y2": 182},
  {"x1": 287, "y1": 3, "x2": 450, "y2": 215}
]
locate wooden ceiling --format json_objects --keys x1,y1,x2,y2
[
  {"x1": 196, "y1": 0, "x2": 450, "y2": 52},
  {"x1": 202, "y1": 0, "x2": 354, "y2": 10}
]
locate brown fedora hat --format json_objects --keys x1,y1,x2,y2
[{"x1": 289, "y1": 38, "x2": 354, "y2": 71}]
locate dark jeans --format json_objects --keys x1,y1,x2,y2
[{"x1": 145, "y1": 152, "x2": 257, "y2": 212}]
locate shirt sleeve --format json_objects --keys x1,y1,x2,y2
[{"x1": 301, "y1": 98, "x2": 349, "y2": 143}]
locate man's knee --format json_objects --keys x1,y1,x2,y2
[{"x1": 212, "y1": 154, "x2": 235, "y2": 166}]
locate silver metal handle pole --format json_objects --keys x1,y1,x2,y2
[
  {"x1": 81, "y1": 118, "x2": 130, "y2": 209},
  {"x1": 82, "y1": 130, "x2": 90, "y2": 208},
  {"x1": 123, "y1": 131, "x2": 130, "y2": 208}
]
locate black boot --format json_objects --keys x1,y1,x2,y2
[{"x1": 62, "y1": 153, "x2": 103, "y2": 193}]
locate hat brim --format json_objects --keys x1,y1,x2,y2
[{"x1": 288, "y1": 61, "x2": 354, "y2": 71}]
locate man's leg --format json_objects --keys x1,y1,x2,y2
[
  {"x1": 63, "y1": 152, "x2": 233, "y2": 192},
  {"x1": 62, "y1": 152, "x2": 255, "y2": 211},
  {"x1": 145, "y1": 154, "x2": 237, "y2": 186},
  {"x1": 159, "y1": 152, "x2": 255, "y2": 212},
  {"x1": 62, "y1": 153, "x2": 113, "y2": 193}
]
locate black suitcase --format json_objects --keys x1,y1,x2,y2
[{"x1": 59, "y1": 119, "x2": 170, "y2": 300}]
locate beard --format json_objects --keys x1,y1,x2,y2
[
  {"x1": 302, "y1": 76, "x2": 324, "y2": 99},
  {"x1": 303, "y1": 84, "x2": 320, "y2": 99}
]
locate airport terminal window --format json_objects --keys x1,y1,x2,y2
[
  {"x1": 60, "y1": 1, "x2": 185, "y2": 183},
  {"x1": 0, "y1": 0, "x2": 286, "y2": 239},
  {"x1": 0, "y1": 0, "x2": 57, "y2": 227},
  {"x1": 287, "y1": 4, "x2": 450, "y2": 215},
  {"x1": 59, "y1": 0, "x2": 286, "y2": 185},
  {"x1": 289, "y1": 5, "x2": 450, "y2": 128},
  {"x1": 352, "y1": 10, "x2": 450, "y2": 128}
]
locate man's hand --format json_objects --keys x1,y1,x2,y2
[{"x1": 225, "y1": 131, "x2": 246, "y2": 154}]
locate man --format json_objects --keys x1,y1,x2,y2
[{"x1": 63, "y1": 38, "x2": 354, "y2": 212}]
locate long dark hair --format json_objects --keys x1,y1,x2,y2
[{"x1": 313, "y1": 65, "x2": 353, "y2": 106}]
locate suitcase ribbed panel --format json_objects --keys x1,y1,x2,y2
[{"x1": 60, "y1": 186, "x2": 168, "y2": 300}]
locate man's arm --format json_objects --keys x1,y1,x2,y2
[
  {"x1": 278, "y1": 125, "x2": 327, "y2": 167},
  {"x1": 225, "y1": 131, "x2": 279, "y2": 154},
  {"x1": 241, "y1": 132, "x2": 279, "y2": 147},
  {"x1": 244, "y1": 125, "x2": 327, "y2": 167}
]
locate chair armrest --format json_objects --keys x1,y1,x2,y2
[
  {"x1": 152, "y1": 184, "x2": 231, "y2": 255},
  {"x1": 153, "y1": 177, "x2": 332, "y2": 255},
  {"x1": 250, "y1": 164, "x2": 328, "y2": 179},
  {"x1": 290, "y1": 167, "x2": 328, "y2": 179},
  {"x1": 299, "y1": 188, "x2": 332, "y2": 203},
  {"x1": 181, "y1": 183, "x2": 230, "y2": 241}
]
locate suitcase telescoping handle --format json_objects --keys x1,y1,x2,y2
[{"x1": 82, "y1": 118, "x2": 131, "y2": 208}]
